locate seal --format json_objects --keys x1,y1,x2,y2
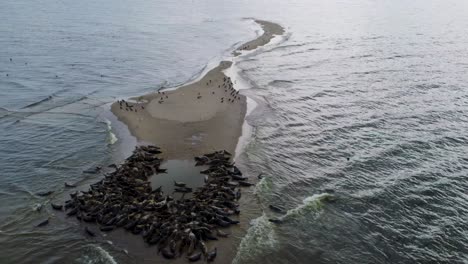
[
  {"x1": 85, "y1": 226, "x2": 96, "y2": 237},
  {"x1": 235, "y1": 189, "x2": 241, "y2": 200},
  {"x1": 268, "y1": 218, "x2": 283, "y2": 224},
  {"x1": 83, "y1": 166, "x2": 102, "y2": 174},
  {"x1": 156, "y1": 168, "x2": 167, "y2": 174},
  {"x1": 64, "y1": 182, "x2": 76, "y2": 188},
  {"x1": 174, "y1": 187, "x2": 192, "y2": 193},
  {"x1": 66, "y1": 207, "x2": 78, "y2": 216},
  {"x1": 51, "y1": 203, "x2": 63, "y2": 211},
  {"x1": 216, "y1": 229, "x2": 229, "y2": 238},
  {"x1": 161, "y1": 248, "x2": 175, "y2": 259},
  {"x1": 204, "y1": 232, "x2": 218, "y2": 241},
  {"x1": 36, "y1": 218, "x2": 49, "y2": 227},
  {"x1": 238, "y1": 181, "x2": 253, "y2": 187},
  {"x1": 37, "y1": 191, "x2": 54, "y2": 196},
  {"x1": 231, "y1": 175, "x2": 248, "y2": 181},
  {"x1": 100, "y1": 225, "x2": 116, "y2": 232},
  {"x1": 174, "y1": 181, "x2": 186, "y2": 187},
  {"x1": 187, "y1": 252, "x2": 202, "y2": 262},
  {"x1": 207, "y1": 247, "x2": 217, "y2": 262},
  {"x1": 269, "y1": 204, "x2": 285, "y2": 213},
  {"x1": 58, "y1": 147, "x2": 252, "y2": 259}
]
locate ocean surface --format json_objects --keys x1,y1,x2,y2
[{"x1": 2, "y1": 0, "x2": 468, "y2": 263}]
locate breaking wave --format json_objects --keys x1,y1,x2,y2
[
  {"x1": 104, "y1": 119, "x2": 118, "y2": 145},
  {"x1": 280, "y1": 193, "x2": 333, "y2": 221},
  {"x1": 76, "y1": 245, "x2": 118, "y2": 264},
  {"x1": 253, "y1": 176, "x2": 273, "y2": 201},
  {"x1": 232, "y1": 214, "x2": 278, "y2": 264}
]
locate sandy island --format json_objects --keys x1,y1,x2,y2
[{"x1": 110, "y1": 19, "x2": 285, "y2": 263}]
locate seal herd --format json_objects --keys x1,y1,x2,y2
[{"x1": 54, "y1": 145, "x2": 252, "y2": 262}]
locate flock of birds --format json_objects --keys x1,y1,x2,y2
[
  {"x1": 217, "y1": 76, "x2": 241, "y2": 104},
  {"x1": 155, "y1": 75, "x2": 242, "y2": 105},
  {"x1": 114, "y1": 75, "x2": 242, "y2": 113},
  {"x1": 117, "y1": 99, "x2": 144, "y2": 112},
  {"x1": 46, "y1": 145, "x2": 253, "y2": 262}
]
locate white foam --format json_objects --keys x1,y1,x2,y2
[
  {"x1": 234, "y1": 97, "x2": 257, "y2": 160},
  {"x1": 222, "y1": 52, "x2": 260, "y2": 160},
  {"x1": 280, "y1": 193, "x2": 333, "y2": 221},
  {"x1": 224, "y1": 20, "x2": 288, "y2": 160},
  {"x1": 108, "y1": 132, "x2": 118, "y2": 145},
  {"x1": 104, "y1": 119, "x2": 118, "y2": 145},
  {"x1": 94, "y1": 245, "x2": 117, "y2": 264},
  {"x1": 233, "y1": 213, "x2": 278, "y2": 264},
  {"x1": 232, "y1": 25, "x2": 289, "y2": 58},
  {"x1": 253, "y1": 176, "x2": 273, "y2": 200},
  {"x1": 77, "y1": 245, "x2": 117, "y2": 264}
]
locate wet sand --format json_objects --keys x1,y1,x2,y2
[{"x1": 109, "y1": 19, "x2": 284, "y2": 263}]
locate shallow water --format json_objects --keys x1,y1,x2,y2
[
  {"x1": 149, "y1": 159, "x2": 207, "y2": 198},
  {"x1": 2, "y1": 0, "x2": 468, "y2": 263}
]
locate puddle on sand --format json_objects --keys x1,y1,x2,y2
[{"x1": 149, "y1": 159, "x2": 207, "y2": 199}]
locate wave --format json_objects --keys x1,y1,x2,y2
[
  {"x1": 351, "y1": 70, "x2": 381, "y2": 75},
  {"x1": 21, "y1": 96, "x2": 54, "y2": 109},
  {"x1": 254, "y1": 176, "x2": 273, "y2": 201},
  {"x1": 281, "y1": 47, "x2": 320, "y2": 57},
  {"x1": 21, "y1": 88, "x2": 72, "y2": 109},
  {"x1": 104, "y1": 119, "x2": 118, "y2": 145},
  {"x1": 232, "y1": 214, "x2": 278, "y2": 264},
  {"x1": 76, "y1": 245, "x2": 118, "y2": 264},
  {"x1": 22, "y1": 89, "x2": 101, "y2": 115},
  {"x1": 0, "y1": 94, "x2": 103, "y2": 123},
  {"x1": 264, "y1": 43, "x2": 307, "y2": 53},
  {"x1": 383, "y1": 54, "x2": 424, "y2": 60},
  {"x1": 279, "y1": 193, "x2": 334, "y2": 221},
  {"x1": 108, "y1": 132, "x2": 118, "y2": 145},
  {"x1": 350, "y1": 54, "x2": 373, "y2": 59},
  {"x1": 285, "y1": 122, "x2": 305, "y2": 128},
  {"x1": 268, "y1": 79, "x2": 294, "y2": 87}
]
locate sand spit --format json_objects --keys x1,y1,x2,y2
[
  {"x1": 108, "y1": 19, "x2": 285, "y2": 263},
  {"x1": 233, "y1": 20, "x2": 285, "y2": 56}
]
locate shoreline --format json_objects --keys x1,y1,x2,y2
[{"x1": 109, "y1": 19, "x2": 285, "y2": 263}]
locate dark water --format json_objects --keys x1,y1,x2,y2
[
  {"x1": 2, "y1": 0, "x2": 468, "y2": 263},
  {"x1": 149, "y1": 160, "x2": 207, "y2": 197}
]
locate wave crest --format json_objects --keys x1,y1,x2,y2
[
  {"x1": 280, "y1": 193, "x2": 334, "y2": 221},
  {"x1": 233, "y1": 213, "x2": 278, "y2": 264},
  {"x1": 104, "y1": 119, "x2": 118, "y2": 145}
]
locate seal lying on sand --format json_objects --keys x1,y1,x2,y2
[{"x1": 59, "y1": 146, "x2": 252, "y2": 261}]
